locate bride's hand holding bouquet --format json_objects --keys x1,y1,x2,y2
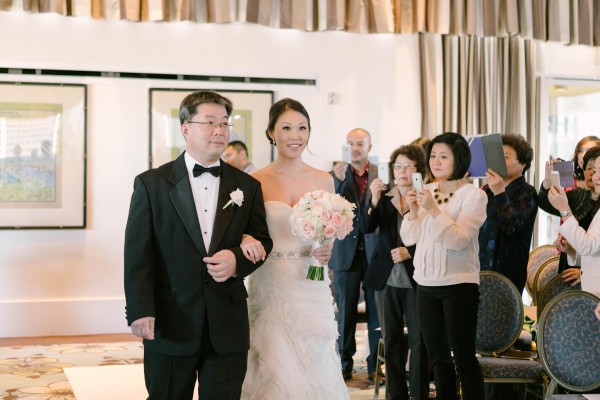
[{"x1": 290, "y1": 190, "x2": 355, "y2": 280}]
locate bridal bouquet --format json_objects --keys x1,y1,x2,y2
[{"x1": 289, "y1": 190, "x2": 356, "y2": 280}]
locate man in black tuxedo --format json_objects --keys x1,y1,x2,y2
[
  {"x1": 330, "y1": 128, "x2": 381, "y2": 382},
  {"x1": 124, "y1": 91, "x2": 272, "y2": 400}
]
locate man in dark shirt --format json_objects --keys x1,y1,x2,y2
[{"x1": 330, "y1": 128, "x2": 382, "y2": 382}]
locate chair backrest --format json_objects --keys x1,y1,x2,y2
[
  {"x1": 526, "y1": 245, "x2": 558, "y2": 298},
  {"x1": 476, "y1": 270, "x2": 524, "y2": 355},
  {"x1": 532, "y1": 256, "x2": 560, "y2": 305},
  {"x1": 538, "y1": 290, "x2": 600, "y2": 392},
  {"x1": 537, "y1": 273, "x2": 582, "y2": 319}
]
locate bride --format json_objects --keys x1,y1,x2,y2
[{"x1": 239, "y1": 98, "x2": 349, "y2": 399}]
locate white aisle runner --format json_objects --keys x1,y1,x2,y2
[{"x1": 64, "y1": 364, "x2": 199, "y2": 400}]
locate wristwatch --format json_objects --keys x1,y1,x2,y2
[{"x1": 560, "y1": 209, "x2": 571, "y2": 217}]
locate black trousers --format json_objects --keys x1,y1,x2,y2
[
  {"x1": 144, "y1": 319, "x2": 247, "y2": 400},
  {"x1": 417, "y1": 283, "x2": 484, "y2": 400},
  {"x1": 333, "y1": 248, "x2": 381, "y2": 373},
  {"x1": 379, "y1": 284, "x2": 430, "y2": 400}
]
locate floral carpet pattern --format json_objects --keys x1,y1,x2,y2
[
  {"x1": 0, "y1": 341, "x2": 379, "y2": 399},
  {"x1": 0, "y1": 342, "x2": 143, "y2": 400}
]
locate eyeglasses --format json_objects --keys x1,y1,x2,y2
[
  {"x1": 186, "y1": 121, "x2": 234, "y2": 130},
  {"x1": 393, "y1": 162, "x2": 416, "y2": 170}
]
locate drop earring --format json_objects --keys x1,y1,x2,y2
[{"x1": 272, "y1": 139, "x2": 276, "y2": 146}]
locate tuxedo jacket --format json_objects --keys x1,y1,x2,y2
[
  {"x1": 329, "y1": 162, "x2": 378, "y2": 271},
  {"x1": 360, "y1": 187, "x2": 417, "y2": 291},
  {"x1": 124, "y1": 153, "x2": 272, "y2": 357}
]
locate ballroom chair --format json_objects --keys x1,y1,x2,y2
[
  {"x1": 536, "y1": 273, "x2": 581, "y2": 320},
  {"x1": 532, "y1": 256, "x2": 560, "y2": 306},
  {"x1": 526, "y1": 245, "x2": 559, "y2": 300},
  {"x1": 537, "y1": 290, "x2": 600, "y2": 398},
  {"x1": 476, "y1": 271, "x2": 546, "y2": 396}
]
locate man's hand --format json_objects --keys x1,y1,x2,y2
[
  {"x1": 131, "y1": 316, "x2": 155, "y2": 340},
  {"x1": 204, "y1": 249, "x2": 237, "y2": 282},
  {"x1": 333, "y1": 161, "x2": 348, "y2": 182}
]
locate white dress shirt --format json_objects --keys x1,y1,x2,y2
[{"x1": 185, "y1": 152, "x2": 220, "y2": 252}]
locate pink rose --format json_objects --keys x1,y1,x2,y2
[
  {"x1": 323, "y1": 225, "x2": 336, "y2": 238},
  {"x1": 301, "y1": 220, "x2": 316, "y2": 239},
  {"x1": 320, "y1": 209, "x2": 332, "y2": 223},
  {"x1": 331, "y1": 212, "x2": 344, "y2": 226}
]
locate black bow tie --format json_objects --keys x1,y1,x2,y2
[{"x1": 193, "y1": 164, "x2": 221, "y2": 177}]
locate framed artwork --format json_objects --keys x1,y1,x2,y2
[
  {"x1": 149, "y1": 89, "x2": 274, "y2": 169},
  {"x1": 0, "y1": 82, "x2": 87, "y2": 229}
]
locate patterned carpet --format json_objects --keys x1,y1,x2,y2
[
  {"x1": 0, "y1": 341, "x2": 144, "y2": 399},
  {"x1": 0, "y1": 341, "x2": 382, "y2": 399}
]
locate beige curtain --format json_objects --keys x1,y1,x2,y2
[
  {"x1": 419, "y1": 33, "x2": 535, "y2": 144},
  {"x1": 2, "y1": 0, "x2": 598, "y2": 46}
]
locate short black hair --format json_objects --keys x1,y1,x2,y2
[
  {"x1": 228, "y1": 140, "x2": 248, "y2": 154},
  {"x1": 572, "y1": 136, "x2": 600, "y2": 180},
  {"x1": 583, "y1": 145, "x2": 600, "y2": 170},
  {"x1": 426, "y1": 132, "x2": 470, "y2": 181},
  {"x1": 502, "y1": 134, "x2": 534, "y2": 174},
  {"x1": 179, "y1": 91, "x2": 233, "y2": 125}
]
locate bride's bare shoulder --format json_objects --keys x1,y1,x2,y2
[{"x1": 306, "y1": 166, "x2": 334, "y2": 192}]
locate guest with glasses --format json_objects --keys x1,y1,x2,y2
[
  {"x1": 401, "y1": 132, "x2": 487, "y2": 400},
  {"x1": 361, "y1": 144, "x2": 430, "y2": 400},
  {"x1": 124, "y1": 90, "x2": 272, "y2": 400}
]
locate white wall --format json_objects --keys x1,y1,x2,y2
[{"x1": 0, "y1": 11, "x2": 422, "y2": 337}]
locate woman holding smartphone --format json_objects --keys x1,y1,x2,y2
[
  {"x1": 400, "y1": 132, "x2": 487, "y2": 400},
  {"x1": 361, "y1": 144, "x2": 430, "y2": 400}
]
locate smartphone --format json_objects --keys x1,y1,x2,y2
[
  {"x1": 411, "y1": 172, "x2": 423, "y2": 193},
  {"x1": 378, "y1": 162, "x2": 389, "y2": 185},
  {"x1": 553, "y1": 160, "x2": 574, "y2": 187},
  {"x1": 342, "y1": 144, "x2": 351, "y2": 163},
  {"x1": 550, "y1": 171, "x2": 561, "y2": 189}
]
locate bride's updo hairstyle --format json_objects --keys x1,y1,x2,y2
[{"x1": 265, "y1": 98, "x2": 312, "y2": 146}]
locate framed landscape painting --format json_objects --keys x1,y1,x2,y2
[{"x1": 0, "y1": 82, "x2": 87, "y2": 229}]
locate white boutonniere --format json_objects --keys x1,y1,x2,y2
[{"x1": 223, "y1": 188, "x2": 244, "y2": 209}]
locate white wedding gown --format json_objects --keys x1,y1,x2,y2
[{"x1": 242, "y1": 201, "x2": 349, "y2": 400}]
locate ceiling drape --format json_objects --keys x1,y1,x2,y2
[{"x1": 2, "y1": 0, "x2": 599, "y2": 47}]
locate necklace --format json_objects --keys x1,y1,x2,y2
[{"x1": 433, "y1": 188, "x2": 454, "y2": 204}]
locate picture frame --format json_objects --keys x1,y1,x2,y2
[
  {"x1": 149, "y1": 89, "x2": 274, "y2": 169},
  {"x1": 0, "y1": 81, "x2": 87, "y2": 229}
]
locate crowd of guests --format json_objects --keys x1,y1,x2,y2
[
  {"x1": 125, "y1": 90, "x2": 599, "y2": 400},
  {"x1": 227, "y1": 127, "x2": 599, "y2": 400}
]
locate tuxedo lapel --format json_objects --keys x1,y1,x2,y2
[
  {"x1": 208, "y1": 161, "x2": 237, "y2": 255},
  {"x1": 168, "y1": 154, "x2": 207, "y2": 255}
]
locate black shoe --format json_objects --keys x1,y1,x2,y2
[{"x1": 342, "y1": 370, "x2": 353, "y2": 381}]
